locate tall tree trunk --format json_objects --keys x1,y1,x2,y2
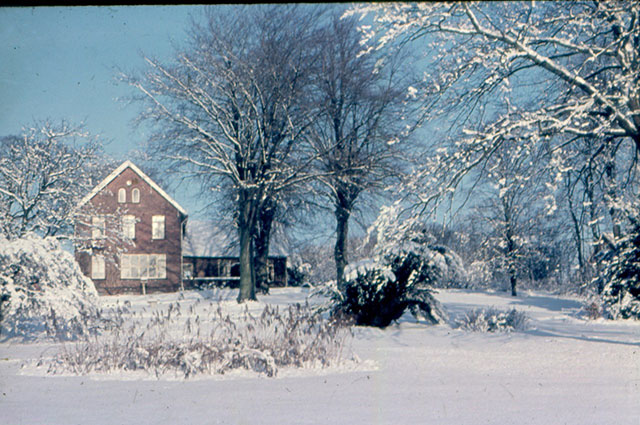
[
  {"x1": 585, "y1": 174, "x2": 600, "y2": 243},
  {"x1": 334, "y1": 203, "x2": 350, "y2": 290},
  {"x1": 237, "y1": 190, "x2": 257, "y2": 303},
  {"x1": 508, "y1": 259, "x2": 518, "y2": 297},
  {"x1": 584, "y1": 174, "x2": 607, "y2": 293},
  {"x1": 566, "y1": 189, "x2": 585, "y2": 275},
  {"x1": 506, "y1": 233, "x2": 518, "y2": 297},
  {"x1": 254, "y1": 203, "x2": 275, "y2": 294},
  {"x1": 603, "y1": 142, "x2": 623, "y2": 240},
  {"x1": 503, "y1": 198, "x2": 518, "y2": 297}
]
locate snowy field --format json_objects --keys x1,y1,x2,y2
[{"x1": 1, "y1": 287, "x2": 638, "y2": 425}]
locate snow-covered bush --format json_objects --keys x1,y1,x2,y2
[
  {"x1": 333, "y1": 263, "x2": 406, "y2": 327},
  {"x1": 598, "y1": 210, "x2": 640, "y2": 320},
  {"x1": 44, "y1": 301, "x2": 353, "y2": 378},
  {"x1": 0, "y1": 234, "x2": 101, "y2": 341},
  {"x1": 328, "y1": 242, "x2": 451, "y2": 328},
  {"x1": 383, "y1": 242, "x2": 466, "y2": 289},
  {"x1": 457, "y1": 308, "x2": 528, "y2": 332}
]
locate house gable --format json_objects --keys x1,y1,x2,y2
[{"x1": 76, "y1": 160, "x2": 187, "y2": 216}]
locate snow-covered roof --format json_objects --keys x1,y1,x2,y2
[
  {"x1": 183, "y1": 219, "x2": 288, "y2": 258},
  {"x1": 183, "y1": 220, "x2": 236, "y2": 257},
  {"x1": 76, "y1": 160, "x2": 188, "y2": 216}
]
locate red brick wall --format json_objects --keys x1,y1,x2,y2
[{"x1": 75, "y1": 167, "x2": 185, "y2": 295}]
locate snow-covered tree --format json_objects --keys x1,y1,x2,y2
[
  {"x1": 469, "y1": 138, "x2": 558, "y2": 295},
  {"x1": 558, "y1": 131, "x2": 639, "y2": 287},
  {"x1": 124, "y1": 6, "x2": 322, "y2": 302},
  {"x1": 321, "y1": 219, "x2": 464, "y2": 327},
  {"x1": 353, "y1": 2, "x2": 640, "y2": 295},
  {"x1": 353, "y1": 1, "x2": 639, "y2": 221},
  {"x1": 0, "y1": 120, "x2": 109, "y2": 240}
]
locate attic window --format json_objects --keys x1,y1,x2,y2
[
  {"x1": 132, "y1": 188, "x2": 140, "y2": 203},
  {"x1": 118, "y1": 188, "x2": 126, "y2": 203}
]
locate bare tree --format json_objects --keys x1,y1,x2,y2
[
  {"x1": 309, "y1": 13, "x2": 417, "y2": 287},
  {"x1": 0, "y1": 120, "x2": 109, "y2": 240},
  {"x1": 124, "y1": 6, "x2": 320, "y2": 302}
]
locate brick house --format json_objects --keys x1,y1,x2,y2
[
  {"x1": 75, "y1": 161, "x2": 287, "y2": 295},
  {"x1": 74, "y1": 160, "x2": 188, "y2": 295}
]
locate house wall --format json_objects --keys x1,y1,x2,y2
[{"x1": 75, "y1": 167, "x2": 185, "y2": 295}]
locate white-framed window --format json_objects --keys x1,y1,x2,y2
[
  {"x1": 152, "y1": 215, "x2": 165, "y2": 239},
  {"x1": 122, "y1": 215, "x2": 136, "y2": 239},
  {"x1": 132, "y1": 188, "x2": 140, "y2": 203},
  {"x1": 121, "y1": 254, "x2": 166, "y2": 279},
  {"x1": 118, "y1": 188, "x2": 126, "y2": 203},
  {"x1": 91, "y1": 216, "x2": 106, "y2": 239},
  {"x1": 91, "y1": 255, "x2": 106, "y2": 279}
]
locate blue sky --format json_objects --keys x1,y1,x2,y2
[
  {"x1": 0, "y1": 6, "x2": 207, "y2": 212},
  {"x1": 0, "y1": 6, "x2": 200, "y2": 153}
]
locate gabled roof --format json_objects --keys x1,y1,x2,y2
[{"x1": 76, "y1": 160, "x2": 188, "y2": 216}]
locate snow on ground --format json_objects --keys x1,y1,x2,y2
[{"x1": 1, "y1": 287, "x2": 638, "y2": 425}]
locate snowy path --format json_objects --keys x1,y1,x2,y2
[{"x1": 1, "y1": 288, "x2": 638, "y2": 425}]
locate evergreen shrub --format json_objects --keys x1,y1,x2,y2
[
  {"x1": 600, "y1": 217, "x2": 640, "y2": 319},
  {"x1": 331, "y1": 242, "x2": 452, "y2": 327}
]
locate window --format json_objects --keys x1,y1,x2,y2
[
  {"x1": 91, "y1": 216, "x2": 105, "y2": 239},
  {"x1": 118, "y1": 188, "x2": 126, "y2": 203},
  {"x1": 182, "y1": 263, "x2": 194, "y2": 279},
  {"x1": 230, "y1": 262, "x2": 240, "y2": 277},
  {"x1": 152, "y1": 215, "x2": 165, "y2": 239},
  {"x1": 222, "y1": 262, "x2": 231, "y2": 277},
  {"x1": 268, "y1": 262, "x2": 275, "y2": 281},
  {"x1": 121, "y1": 254, "x2": 166, "y2": 279},
  {"x1": 122, "y1": 215, "x2": 136, "y2": 239},
  {"x1": 147, "y1": 255, "x2": 166, "y2": 279},
  {"x1": 91, "y1": 255, "x2": 106, "y2": 279},
  {"x1": 132, "y1": 188, "x2": 140, "y2": 203}
]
